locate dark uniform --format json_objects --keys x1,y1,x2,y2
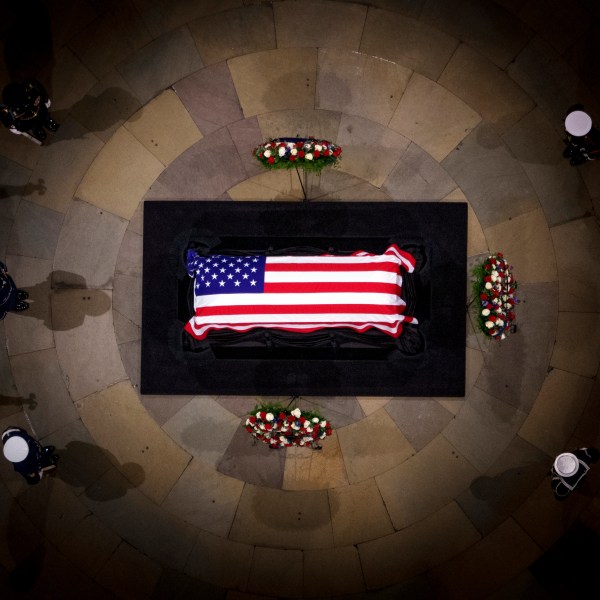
[
  {"x1": 2, "y1": 427, "x2": 59, "y2": 485},
  {"x1": 550, "y1": 447, "x2": 600, "y2": 501},
  {"x1": 563, "y1": 107, "x2": 600, "y2": 166},
  {"x1": 0, "y1": 262, "x2": 29, "y2": 319},
  {"x1": 0, "y1": 78, "x2": 59, "y2": 144}
]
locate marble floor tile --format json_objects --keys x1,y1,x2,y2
[
  {"x1": 228, "y1": 48, "x2": 317, "y2": 118},
  {"x1": 0, "y1": 156, "x2": 32, "y2": 220},
  {"x1": 337, "y1": 409, "x2": 414, "y2": 483},
  {"x1": 550, "y1": 217, "x2": 600, "y2": 312},
  {"x1": 389, "y1": 72, "x2": 480, "y2": 162},
  {"x1": 438, "y1": 43, "x2": 534, "y2": 134},
  {"x1": 229, "y1": 484, "x2": 333, "y2": 549},
  {"x1": 275, "y1": 0, "x2": 367, "y2": 50},
  {"x1": 227, "y1": 174, "x2": 304, "y2": 202},
  {"x1": 246, "y1": 546, "x2": 303, "y2": 598},
  {"x1": 358, "y1": 502, "x2": 480, "y2": 590},
  {"x1": 138, "y1": 394, "x2": 195, "y2": 428},
  {"x1": 502, "y1": 108, "x2": 592, "y2": 226},
  {"x1": 68, "y1": 4, "x2": 153, "y2": 80},
  {"x1": 115, "y1": 229, "x2": 142, "y2": 279},
  {"x1": 317, "y1": 48, "x2": 411, "y2": 127},
  {"x1": 442, "y1": 125, "x2": 539, "y2": 228},
  {"x1": 78, "y1": 381, "x2": 190, "y2": 503},
  {"x1": 76, "y1": 128, "x2": 164, "y2": 220},
  {"x1": 382, "y1": 142, "x2": 457, "y2": 200},
  {"x1": 360, "y1": 8, "x2": 458, "y2": 80},
  {"x1": 256, "y1": 108, "x2": 342, "y2": 143},
  {"x1": 299, "y1": 396, "x2": 364, "y2": 428},
  {"x1": 117, "y1": 26, "x2": 204, "y2": 105},
  {"x1": 113, "y1": 274, "x2": 141, "y2": 328},
  {"x1": 427, "y1": 518, "x2": 541, "y2": 600},
  {"x1": 356, "y1": 397, "x2": 391, "y2": 416},
  {"x1": 328, "y1": 478, "x2": 394, "y2": 546},
  {"x1": 303, "y1": 545, "x2": 365, "y2": 597},
  {"x1": 420, "y1": 0, "x2": 533, "y2": 68},
  {"x1": 0, "y1": 325, "x2": 20, "y2": 421},
  {"x1": 124, "y1": 90, "x2": 203, "y2": 166},
  {"x1": 69, "y1": 69, "x2": 142, "y2": 142},
  {"x1": 189, "y1": 4, "x2": 276, "y2": 65},
  {"x1": 316, "y1": 180, "x2": 392, "y2": 202},
  {"x1": 0, "y1": 129, "x2": 42, "y2": 172},
  {"x1": 550, "y1": 312, "x2": 600, "y2": 378},
  {"x1": 162, "y1": 396, "x2": 240, "y2": 469},
  {"x1": 574, "y1": 377, "x2": 600, "y2": 448},
  {"x1": 118, "y1": 339, "x2": 140, "y2": 391},
  {"x1": 215, "y1": 396, "x2": 264, "y2": 419},
  {"x1": 7, "y1": 200, "x2": 63, "y2": 260},
  {"x1": 95, "y1": 540, "x2": 162, "y2": 599},
  {"x1": 519, "y1": 369, "x2": 594, "y2": 457},
  {"x1": 162, "y1": 458, "x2": 243, "y2": 537},
  {"x1": 336, "y1": 114, "x2": 410, "y2": 187},
  {"x1": 283, "y1": 432, "x2": 348, "y2": 490},
  {"x1": 375, "y1": 435, "x2": 478, "y2": 529},
  {"x1": 184, "y1": 529, "x2": 253, "y2": 591},
  {"x1": 227, "y1": 117, "x2": 264, "y2": 179},
  {"x1": 9, "y1": 348, "x2": 78, "y2": 439}
]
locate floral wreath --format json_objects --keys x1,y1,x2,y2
[
  {"x1": 253, "y1": 137, "x2": 342, "y2": 173},
  {"x1": 245, "y1": 403, "x2": 333, "y2": 449},
  {"x1": 472, "y1": 252, "x2": 519, "y2": 340}
]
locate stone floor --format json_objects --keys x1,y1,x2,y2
[{"x1": 1, "y1": 1, "x2": 600, "y2": 598}]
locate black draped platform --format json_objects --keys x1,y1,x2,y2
[{"x1": 141, "y1": 201, "x2": 467, "y2": 396}]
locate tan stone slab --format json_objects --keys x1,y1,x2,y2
[
  {"x1": 443, "y1": 190, "x2": 488, "y2": 256},
  {"x1": 389, "y1": 72, "x2": 481, "y2": 162},
  {"x1": 184, "y1": 529, "x2": 253, "y2": 591},
  {"x1": 0, "y1": 127, "x2": 42, "y2": 171},
  {"x1": 77, "y1": 127, "x2": 164, "y2": 220},
  {"x1": 358, "y1": 502, "x2": 480, "y2": 589},
  {"x1": 550, "y1": 312, "x2": 600, "y2": 378},
  {"x1": 519, "y1": 369, "x2": 594, "y2": 457},
  {"x1": 336, "y1": 114, "x2": 410, "y2": 187},
  {"x1": 483, "y1": 208, "x2": 557, "y2": 284},
  {"x1": 329, "y1": 478, "x2": 394, "y2": 547},
  {"x1": 162, "y1": 396, "x2": 239, "y2": 469},
  {"x1": 428, "y1": 518, "x2": 542, "y2": 599},
  {"x1": 256, "y1": 108, "x2": 341, "y2": 143},
  {"x1": 465, "y1": 345, "x2": 484, "y2": 396},
  {"x1": 318, "y1": 181, "x2": 392, "y2": 202},
  {"x1": 357, "y1": 397, "x2": 391, "y2": 415},
  {"x1": 228, "y1": 48, "x2": 317, "y2": 117},
  {"x1": 303, "y1": 545, "x2": 365, "y2": 597},
  {"x1": 551, "y1": 217, "x2": 600, "y2": 312},
  {"x1": 229, "y1": 484, "x2": 333, "y2": 549},
  {"x1": 247, "y1": 547, "x2": 303, "y2": 597},
  {"x1": 317, "y1": 48, "x2": 411, "y2": 127},
  {"x1": 96, "y1": 540, "x2": 162, "y2": 599},
  {"x1": 337, "y1": 409, "x2": 414, "y2": 483},
  {"x1": 360, "y1": 8, "x2": 458, "y2": 80},
  {"x1": 438, "y1": 43, "x2": 534, "y2": 133},
  {"x1": 2, "y1": 255, "x2": 54, "y2": 356},
  {"x1": 124, "y1": 90, "x2": 203, "y2": 166},
  {"x1": 283, "y1": 432, "x2": 348, "y2": 490},
  {"x1": 162, "y1": 458, "x2": 243, "y2": 537},
  {"x1": 375, "y1": 435, "x2": 479, "y2": 529},
  {"x1": 189, "y1": 4, "x2": 276, "y2": 65},
  {"x1": 275, "y1": 0, "x2": 366, "y2": 50},
  {"x1": 78, "y1": 381, "x2": 191, "y2": 503},
  {"x1": 227, "y1": 179, "x2": 302, "y2": 202}
]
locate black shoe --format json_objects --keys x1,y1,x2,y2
[
  {"x1": 563, "y1": 146, "x2": 575, "y2": 158},
  {"x1": 17, "y1": 290, "x2": 29, "y2": 301},
  {"x1": 43, "y1": 445, "x2": 56, "y2": 454},
  {"x1": 32, "y1": 127, "x2": 47, "y2": 141},
  {"x1": 15, "y1": 301, "x2": 29, "y2": 312},
  {"x1": 47, "y1": 119, "x2": 60, "y2": 132}
]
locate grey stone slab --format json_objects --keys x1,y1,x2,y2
[
  {"x1": 52, "y1": 289, "x2": 127, "y2": 401},
  {"x1": 113, "y1": 309, "x2": 140, "y2": 345},
  {"x1": 69, "y1": 69, "x2": 142, "y2": 142},
  {"x1": 138, "y1": 394, "x2": 195, "y2": 428},
  {"x1": 7, "y1": 200, "x2": 63, "y2": 260},
  {"x1": 443, "y1": 387, "x2": 527, "y2": 473},
  {"x1": 0, "y1": 323, "x2": 21, "y2": 420},
  {"x1": 189, "y1": 4, "x2": 276, "y2": 65},
  {"x1": 215, "y1": 395, "x2": 261, "y2": 419},
  {"x1": 298, "y1": 397, "x2": 364, "y2": 428},
  {"x1": 118, "y1": 339, "x2": 140, "y2": 391},
  {"x1": 155, "y1": 128, "x2": 247, "y2": 199},
  {"x1": 442, "y1": 124, "x2": 539, "y2": 228},
  {"x1": 502, "y1": 108, "x2": 592, "y2": 226},
  {"x1": 113, "y1": 274, "x2": 141, "y2": 328},
  {"x1": 117, "y1": 26, "x2": 204, "y2": 104},
  {"x1": 227, "y1": 117, "x2": 264, "y2": 179},
  {"x1": 302, "y1": 169, "x2": 368, "y2": 201},
  {"x1": 217, "y1": 424, "x2": 285, "y2": 489},
  {"x1": 385, "y1": 399, "x2": 454, "y2": 451},
  {"x1": 0, "y1": 155, "x2": 30, "y2": 220},
  {"x1": 115, "y1": 229, "x2": 142, "y2": 279},
  {"x1": 229, "y1": 484, "x2": 333, "y2": 549},
  {"x1": 9, "y1": 348, "x2": 78, "y2": 439},
  {"x1": 53, "y1": 199, "x2": 128, "y2": 289},
  {"x1": 275, "y1": 1, "x2": 367, "y2": 50},
  {"x1": 360, "y1": 8, "x2": 458, "y2": 80},
  {"x1": 68, "y1": 3, "x2": 153, "y2": 79},
  {"x1": 420, "y1": 0, "x2": 534, "y2": 68},
  {"x1": 382, "y1": 143, "x2": 457, "y2": 200},
  {"x1": 0, "y1": 217, "x2": 12, "y2": 262},
  {"x1": 174, "y1": 62, "x2": 244, "y2": 135},
  {"x1": 303, "y1": 546, "x2": 366, "y2": 597},
  {"x1": 82, "y1": 467, "x2": 197, "y2": 571},
  {"x1": 247, "y1": 547, "x2": 303, "y2": 597},
  {"x1": 455, "y1": 436, "x2": 551, "y2": 536}
]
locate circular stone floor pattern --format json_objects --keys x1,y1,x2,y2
[{"x1": 1, "y1": 1, "x2": 600, "y2": 598}]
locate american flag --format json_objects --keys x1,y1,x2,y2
[{"x1": 184, "y1": 245, "x2": 417, "y2": 340}]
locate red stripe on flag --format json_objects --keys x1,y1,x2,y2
[
  {"x1": 195, "y1": 303, "x2": 405, "y2": 317},
  {"x1": 263, "y1": 282, "x2": 401, "y2": 294}
]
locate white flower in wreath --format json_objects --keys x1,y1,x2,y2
[
  {"x1": 315, "y1": 144, "x2": 323, "y2": 151},
  {"x1": 266, "y1": 412, "x2": 274, "y2": 421},
  {"x1": 264, "y1": 150, "x2": 271, "y2": 158},
  {"x1": 320, "y1": 420, "x2": 327, "y2": 427},
  {"x1": 502, "y1": 295, "x2": 508, "y2": 301},
  {"x1": 291, "y1": 422, "x2": 300, "y2": 430},
  {"x1": 290, "y1": 148, "x2": 298, "y2": 156},
  {"x1": 291, "y1": 408, "x2": 302, "y2": 418},
  {"x1": 482, "y1": 308, "x2": 490, "y2": 316},
  {"x1": 496, "y1": 319, "x2": 504, "y2": 327},
  {"x1": 485, "y1": 282, "x2": 492, "y2": 290},
  {"x1": 501, "y1": 333, "x2": 507, "y2": 340},
  {"x1": 303, "y1": 436, "x2": 313, "y2": 443},
  {"x1": 306, "y1": 427, "x2": 313, "y2": 433},
  {"x1": 278, "y1": 146, "x2": 286, "y2": 157},
  {"x1": 286, "y1": 142, "x2": 295, "y2": 148},
  {"x1": 312, "y1": 417, "x2": 319, "y2": 423},
  {"x1": 305, "y1": 153, "x2": 314, "y2": 161},
  {"x1": 485, "y1": 321, "x2": 494, "y2": 329}
]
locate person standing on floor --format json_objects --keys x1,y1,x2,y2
[
  {"x1": 562, "y1": 106, "x2": 600, "y2": 166},
  {"x1": 0, "y1": 261, "x2": 29, "y2": 319},
  {"x1": 1, "y1": 427, "x2": 59, "y2": 485},
  {"x1": 0, "y1": 78, "x2": 59, "y2": 145},
  {"x1": 550, "y1": 447, "x2": 600, "y2": 501}
]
